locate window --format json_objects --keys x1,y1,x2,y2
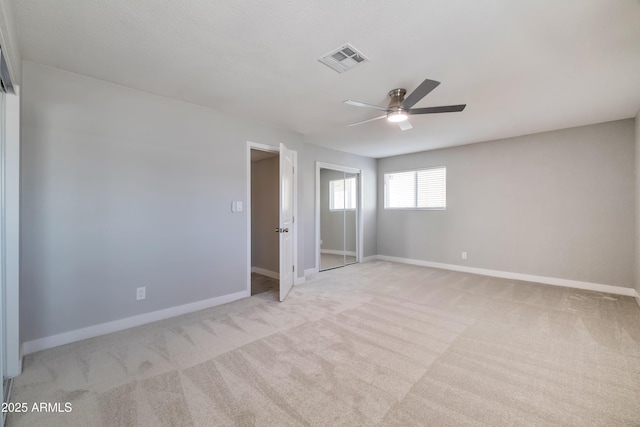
[
  {"x1": 384, "y1": 166, "x2": 446, "y2": 209},
  {"x1": 330, "y1": 177, "x2": 357, "y2": 210}
]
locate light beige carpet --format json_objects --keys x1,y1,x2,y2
[{"x1": 8, "y1": 261, "x2": 640, "y2": 426}]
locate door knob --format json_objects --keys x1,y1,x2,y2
[
  {"x1": 283, "y1": 228, "x2": 288, "y2": 233},
  {"x1": 275, "y1": 227, "x2": 280, "y2": 233}
]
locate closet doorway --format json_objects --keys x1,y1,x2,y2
[
  {"x1": 316, "y1": 162, "x2": 363, "y2": 272},
  {"x1": 247, "y1": 142, "x2": 298, "y2": 302},
  {"x1": 250, "y1": 148, "x2": 280, "y2": 296}
]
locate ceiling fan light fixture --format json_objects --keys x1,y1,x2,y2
[
  {"x1": 387, "y1": 110, "x2": 408, "y2": 122},
  {"x1": 345, "y1": 79, "x2": 466, "y2": 129}
]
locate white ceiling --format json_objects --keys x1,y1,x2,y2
[{"x1": 13, "y1": 0, "x2": 640, "y2": 158}]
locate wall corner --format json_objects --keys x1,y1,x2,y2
[{"x1": 635, "y1": 110, "x2": 640, "y2": 299}]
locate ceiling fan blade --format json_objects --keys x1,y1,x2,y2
[
  {"x1": 347, "y1": 115, "x2": 387, "y2": 127},
  {"x1": 398, "y1": 120, "x2": 413, "y2": 131},
  {"x1": 408, "y1": 104, "x2": 466, "y2": 114},
  {"x1": 343, "y1": 100, "x2": 388, "y2": 111},
  {"x1": 401, "y1": 79, "x2": 440, "y2": 109}
]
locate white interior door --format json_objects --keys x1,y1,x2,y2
[{"x1": 278, "y1": 143, "x2": 294, "y2": 301}]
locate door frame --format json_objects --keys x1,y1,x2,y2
[
  {"x1": 246, "y1": 141, "x2": 299, "y2": 297},
  {"x1": 315, "y1": 161, "x2": 364, "y2": 272}
]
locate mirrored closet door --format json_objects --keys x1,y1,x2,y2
[{"x1": 317, "y1": 164, "x2": 361, "y2": 271}]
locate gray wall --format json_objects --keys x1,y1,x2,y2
[
  {"x1": 251, "y1": 156, "x2": 279, "y2": 273},
  {"x1": 301, "y1": 144, "x2": 377, "y2": 271},
  {"x1": 20, "y1": 62, "x2": 378, "y2": 342},
  {"x1": 378, "y1": 119, "x2": 635, "y2": 288},
  {"x1": 320, "y1": 169, "x2": 357, "y2": 253},
  {"x1": 20, "y1": 62, "x2": 305, "y2": 341}
]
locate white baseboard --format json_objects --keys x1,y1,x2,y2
[
  {"x1": 362, "y1": 255, "x2": 377, "y2": 263},
  {"x1": 294, "y1": 276, "x2": 305, "y2": 286},
  {"x1": 251, "y1": 266, "x2": 279, "y2": 280},
  {"x1": 23, "y1": 290, "x2": 249, "y2": 355},
  {"x1": 635, "y1": 292, "x2": 640, "y2": 309},
  {"x1": 376, "y1": 255, "x2": 637, "y2": 297},
  {"x1": 320, "y1": 249, "x2": 357, "y2": 257},
  {"x1": 304, "y1": 268, "x2": 319, "y2": 276}
]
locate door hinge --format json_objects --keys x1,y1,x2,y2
[
  {"x1": 292, "y1": 166, "x2": 295, "y2": 174},
  {"x1": 292, "y1": 265, "x2": 295, "y2": 272},
  {"x1": 293, "y1": 216, "x2": 295, "y2": 223}
]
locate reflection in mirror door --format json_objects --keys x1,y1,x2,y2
[
  {"x1": 319, "y1": 167, "x2": 359, "y2": 271},
  {"x1": 344, "y1": 172, "x2": 358, "y2": 266}
]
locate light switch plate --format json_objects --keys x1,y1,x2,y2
[{"x1": 231, "y1": 201, "x2": 243, "y2": 213}]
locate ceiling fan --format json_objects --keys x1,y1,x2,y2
[{"x1": 344, "y1": 79, "x2": 466, "y2": 131}]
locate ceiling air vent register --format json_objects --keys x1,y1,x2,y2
[{"x1": 318, "y1": 44, "x2": 369, "y2": 73}]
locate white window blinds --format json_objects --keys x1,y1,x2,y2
[{"x1": 384, "y1": 167, "x2": 446, "y2": 209}]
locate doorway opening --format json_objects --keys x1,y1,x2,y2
[
  {"x1": 249, "y1": 148, "x2": 279, "y2": 297},
  {"x1": 315, "y1": 162, "x2": 363, "y2": 272},
  {"x1": 247, "y1": 142, "x2": 298, "y2": 302}
]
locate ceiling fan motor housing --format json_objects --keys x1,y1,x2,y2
[
  {"x1": 387, "y1": 88, "x2": 408, "y2": 121},
  {"x1": 388, "y1": 88, "x2": 406, "y2": 110}
]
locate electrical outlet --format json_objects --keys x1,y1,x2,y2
[
  {"x1": 461, "y1": 251, "x2": 467, "y2": 260},
  {"x1": 136, "y1": 287, "x2": 146, "y2": 300}
]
